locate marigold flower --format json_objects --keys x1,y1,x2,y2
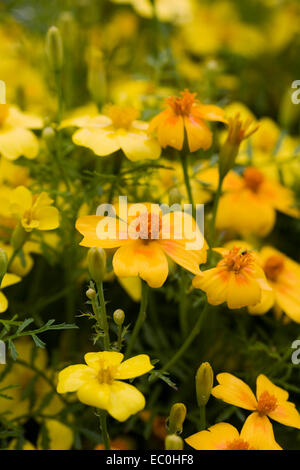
[
  {"x1": 192, "y1": 246, "x2": 271, "y2": 309},
  {"x1": 57, "y1": 351, "x2": 153, "y2": 422},
  {"x1": 76, "y1": 203, "x2": 208, "y2": 288},
  {"x1": 212, "y1": 373, "x2": 300, "y2": 430},
  {"x1": 0, "y1": 104, "x2": 42, "y2": 160},
  {"x1": 0, "y1": 272, "x2": 21, "y2": 313},
  {"x1": 216, "y1": 167, "x2": 299, "y2": 237},
  {"x1": 9, "y1": 186, "x2": 59, "y2": 232},
  {"x1": 62, "y1": 105, "x2": 161, "y2": 162},
  {"x1": 185, "y1": 418, "x2": 281, "y2": 450},
  {"x1": 149, "y1": 90, "x2": 227, "y2": 152}
]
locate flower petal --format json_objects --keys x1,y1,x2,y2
[
  {"x1": 212, "y1": 373, "x2": 257, "y2": 410},
  {"x1": 73, "y1": 128, "x2": 120, "y2": 156},
  {"x1": 157, "y1": 111, "x2": 184, "y2": 150},
  {"x1": 107, "y1": 381, "x2": 146, "y2": 422},
  {"x1": 241, "y1": 413, "x2": 282, "y2": 450},
  {"x1": 185, "y1": 423, "x2": 239, "y2": 450},
  {"x1": 35, "y1": 206, "x2": 59, "y2": 230},
  {"x1": 0, "y1": 128, "x2": 39, "y2": 160},
  {"x1": 77, "y1": 381, "x2": 111, "y2": 409},
  {"x1": 75, "y1": 215, "x2": 129, "y2": 248},
  {"x1": 116, "y1": 355, "x2": 153, "y2": 379},
  {"x1": 0, "y1": 291, "x2": 8, "y2": 313},
  {"x1": 57, "y1": 365, "x2": 96, "y2": 393},
  {"x1": 118, "y1": 130, "x2": 161, "y2": 161},
  {"x1": 84, "y1": 351, "x2": 124, "y2": 370},
  {"x1": 184, "y1": 115, "x2": 212, "y2": 152}
]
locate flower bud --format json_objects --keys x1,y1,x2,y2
[
  {"x1": 168, "y1": 403, "x2": 186, "y2": 435},
  {"x1": 11, "y1": 223, "x2": 27, "y2": 251},
  {"x1": 42, "y1": 126, "x2": 56, "y2": 151},
  {"x1": 165, "y1": 434, "x2": 184, "y2": 450},
  {"x1": 195, "y1": 362, "x2": 214, "y2": 407},
  {"x1": 219, "y1": 114, "x2": 258, "y2": 180},
  {"x1": 0, "y1": 248, "x2": 8, "y2": 285},
  {"x1": 113, "y1": 309, "x2": 125, "y2": 326},
  {"x1": 168, "y1": 188, "x2": 182, "y2": 206},
  {"x1": 87, "y1": 247, "x2": 106, "y2": 283},
  {"x1": 46, "y1": 26, "x2": 63, "y2": 72},
  {"x1": 86, "y1": 288, "x2": 96, "y2": 300}
]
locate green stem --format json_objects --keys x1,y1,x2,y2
[
  {"x1": 150, "y1": 304, "x2": 209, "y2": 382},
  {"x1": 209, "y1": 176, "x2": 224, "y2": 249},
  {"x1": 179, "y1": 152, "x2": 194, "y2": 214},
  {"x1": 108, "y1": 150, "x2": 123, "y2": 204},
  {"x1": 98, "y1": 410, "x2": 110, "y2": 450},
  {"x1": 179, "y1": 271, "x2": 189, "y2": 337},
  {"x1": 199, "y1": 405, "x2": 206, "y2": 431},
  {"x1": 96, "y1": 281, "x2": 110, "y2": 350},
  {"x1": 117, "y1": 325, "x2": 123, "y2": 351},
  {"x1": 125, "y1": 281, "x2": 149, "y2": 358}
]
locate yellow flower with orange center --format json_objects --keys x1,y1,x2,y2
[
  {"x1": 0, "y1": 104, "x2": 42, "y2": 160},
  {"x1": 148, "y1": 90, "x2": 227, "y2": 152},
  {"x1": 216, "y1": 167, "x2": 299, "y2": 237},
  {"x1": 192, "y1": 246, "x2": 271, "y2": 309},
  {"x1": 185, "y1": 418, "x2": 281, "y2": 450},
  {"x1": 57, "y1": 351, "x2": 153, "y2": 422},
  {"x1": 62, "y1": 104, "x2": 161, "y2": 162},
  {"x1": 76, "y1": 203, "x2": 208, "y2": 288},
  {"x1": 212, "y1": 373, "x2": 300, "y2": 430}
]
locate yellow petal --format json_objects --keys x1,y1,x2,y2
[
  {"x1": 212, "y1": 373, "x2": 257, "y2": 410},
  {"x1": 118, "y1": 276, "x2": 141, "y2": 302},
  {"x1": 194, "y1": 104, "x2": 227, "y2": 123},
  {"x1": 248, "y1": 287, "x2": 275, "y2": 315},
  {"x1": 118, "y1": 130, "x2": 161, "y2": 161},
  {"x1": 57, "y1": 364, "x2": 96, "y2": 393},
  {"x1": 226, "y1": 269, "x2": 262, "y2": 309},
  {"x1": 107, "y1": 381, "x2": 146, "y2": 422},
  {"x1": 116, "y1": 354, "x2": 153, "y2": 379},
  {"x1": 84, "y1": 351, "x2": 124, "y2": 370},
  {"x1": 10, "y1": 186, "x2": 32, "y2": 216},
  {"x1": 185, "y1": 423, "x2": 239, "y2": 450},
  {"x1": 34, "y1": 206, "x2": 59, "y2": 230},
  {"x1": 192, "y1": 268, "x2": 229, "y2": 306},
  {"x1": 76, "y1": 215, "x2": 129, "y2": 248},
  {"x1": 184, "y1": 115, "x2": 212, "y2": 152},
  {"x1": 1, "y1": 272, "x2": 21, "y2": 289},
  {"x1": 112, "y1": 240, "x2": 169, "y2": 288},
  {"x1": 0, "y1": 291, "x2": 8, "y2": 313},
  {"x1": 77, "y1": 381, "x2": 111, "y2": 409},
  {"x1": 0, "y1": 128, "x2": 39, "y2": 160},
  {"x1": 241, "y1": 413, "x2": 282, "y2": 450},
  {"x1": 72, "y1": 128, "x2": 120, "y2": 156},
  {"x1": 7, "y1": 106, "x2": 43, "y2": 129},
  {"x1": 39, "y1": 419, "x2": 73, "y2": 451},
  {"x1": 157, "y1": 112, "x2": 184, "y2": 150}
]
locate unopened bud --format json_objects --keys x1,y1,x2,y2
[
  {"x1": 87, "y1": 247, "x2": 106, "y2": 283},
  {"x1": 168, "y1": 188, "x2": 182, "y2": 206},
  {"x1": 0, "y1": 248, "x2": 8, "y2": 285},
  {"x1": 46, "y1": 26, "x2": 63, "y2": 72},
  {"x1": 165, "y1": 434, "x2": 184, "y2": 450},
  {"x1": 195, "y1": 362, "x2": 214, "y2": 407},
  {"x1": 11, "y1": 224, "x2": 27, "y2": 251},
  {"x1": 86, "y1": 288, "x2": 96, "y2": 300},
  {"x1": 113, "y1": 309, "x2": 125, "y2": 326},
  {"x1": 168, "y1": 403, "x2": 186, "y2": 435},
  {"x1": 42, "y1": 126, "x2": 56, "y2": 150}
]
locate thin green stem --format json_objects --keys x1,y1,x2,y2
[
  {"x1": 98, "y1": 410, "x2": 110, "y2": 450},
  {"x1": 96, "y1": 281, "x2": 110, "y2": 350},
  {"x1": 108, "y1": 150, "x2": 123, "y2": 204},
  {"x1": 209, "y1": 176, "x2": 224, "y2": 249},
  {"x1": 151, "y1": 304, "x2": 209, "y2": 382},
  {"x1": 116, "y1": 325, "x2": 122, "y2": 351},
  {"x1": 179, "y1": 271, "x2": 189, "y2": 337},
  {"x1": 125, "y1": 281, "x2": 149, "y2": 358},
  {"x1": 199, "y1": 405, "x2": 206, "y2": 431},
  {"x1": 179, "y1": 152, "x2": 194, "y2": 213}
]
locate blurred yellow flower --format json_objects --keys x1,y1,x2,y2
[
  {"x1": 0, "y1": 272, "x2": 21, "y2": 313},
  {"x1": 0, "y1": 104, "x2": 42, "y2": 160},
  {"x1": 63, "y1": 105, "x2": 161, "y2": 162},
  {"x1": 212, "y1": 373, "x2": 300, "y2": 429},
  {"x1": 193, "y1": 246, "x2": 271, "y2": 309},
  {"x1": 9, "y1": 186, "x2": 59, "y2": 232},
  {"x1": 57, "y1": 351, "x2": 153, "y2": 421},
  {"x1": 185, "y1": 419, "x2": 281, "y2": 450},
  {"x1": 149, "y1": 90, "x2": 226, "y2": 152}
]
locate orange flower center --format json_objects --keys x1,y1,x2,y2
[
  {"x1": 97, "y1": 362, "x2": 117, "y2": 385},
  {"x1": 222, "y1": 247, "x2": 254, "y2": 274},
  {"x1": 226, "y1": 438, "x2": 255, "y2": 450},
  {"x1": 256, "y1": 390, "x2": 278, "y2": 415},
  {"x1": 0, "y1": 104, "x2": 9, "y2": 127},
  {"x1": 264, "y1": 255, "x2": 285, "y2": 281},
  {"x1": 135, "y1": 212, "x2": 162, "y2": 242},
  {"x1": 166, "y1": 90, "x2": 197, "y2": 116},
  {"x1": 243, "y1": 167, "x2": 264, "y2": 192},
  {"x1": 106, "y1": 105, "x2": 139, "y2": 130}
]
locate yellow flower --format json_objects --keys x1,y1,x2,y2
[
  {"x1": 0, "y1": 104, "x2": 42, "y2": 161},
  {"x1": 149, "y1": 90, "x2": 226, "y2": 152},
  {"x1": 212, "y1": 373, "x2": 300, "y2": 430},
  {"x1": 0, "y1": 272, "x2": 21, "y2": 313},
  {"x1": 216, "y1": 167, "x2": 299, "y2": 237},
  {"x1": 193, "y1": 246, "x2": 271, "y2": 309},
  {"x1": 185, "y1": 418, "x2": 281, "y2": 450},
  {"x1": 76, "y1": 203, "x2": 208, "y2": 288},
  {"x1": 57, "y1": 351, "x2": 153, "y2": 422},
  {"x1": 9, "y1": 419, "x2": 73, "y2": 450},
  {"x1": 249, "y1": 246, "x2": 300, "y2": 322},
  {"x1": 63, "y1": 105, "x2": 161, "y2": 162},
  {"x1": 9, "y1": 186, "x2": 59, "y2": 232},
  {"x1": 111, "y1": 0, "x2": 193, "y2": 23}
]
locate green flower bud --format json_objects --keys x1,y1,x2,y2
[
  {"x1": 11, "y1": 223, "x2": 27, "y2": 252},
  {"x1": 87, "y1": 247, "x2": 106, "y2": 283},
  {"x1": 46, "y1": 26, "x2": 63, "y2": 72},
  {"x1": 86, "y1": 288, "x2": 96, "y2": 300},
  {"x1": 42, "y1": 126, "x2": 56, "y2": 151},
  {"x1": 168, "y1": 403, "x2": 186, "y2": 435},
  {"x1": 0, "y1": 248, "x2": 8, "y2": 286},
  {"x1": 165, "y1": 434, "x2": 184, "y2": 450},
  {"x1": 168, "y1": 188, "x2": 182, "y2": 207},
  {"x1": 113, "y1": 309, "x2": 125, "y2": 326},
  {"x1": 195, "y1": 362, "x2": 214, "y2": 407}
]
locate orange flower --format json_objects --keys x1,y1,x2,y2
[
  {"x1": 212, "y1": 373, "x2": 300, "y2": 430},
  {"x1": 76, "y1": 203, "x2": 208, "y2": 288},
  {"x1": 149, "y1": 90, "x2": 227, "y2": 152},
  {"x1": 216, "y1": 167, "x2": 300, "y2": 237},
  {"x1": 185, "y1": 418, "x2": 281, "y2": 450},
  {"x1": 192, "y1": 246, "x2": 271, "y2": 309}
]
